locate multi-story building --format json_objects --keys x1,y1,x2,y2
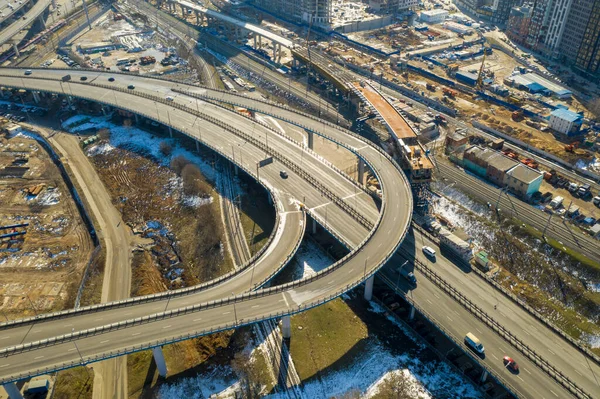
[
  {"x1": 525, "y1": 0, "x2": 551, "y2": 50},
  {"x1": 490, "y1": 0, "x2": 521, "y2": 24},
  {"x1": 559, "y1": 0, "x2": 596, "y2": 62},
  {"x1": 573, "y1": 0, "x2": 600, "y2": 75},
  {"x1": 368, "y1": 0, "x2": 419, "y2": 13},
  {"x1": 506, "y1": 4, "x2": 532, "y2": 45},
  {"x1": 252, "y1": 0, "x2": 332, "y2": 26}
]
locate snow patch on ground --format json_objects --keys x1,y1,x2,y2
[
  {"x1": 61, "y1": 115, "x2": 217, "y2": 181},
  {"x1": 575, "y1": 158, "x2": 600, "y2": 174},
  {"x1": 289, "y1": 240, "x2": 332, "y2": 280},
  {"x1": 86, "y1": 143, "x2": 115, "y2": 156},
  {"x1": 156, "y1": 366, "x2": 237, "y2": 399}
]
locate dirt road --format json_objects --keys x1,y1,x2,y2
[{"x1": 48, "y1": 132, "x2": 133, "y2": 399}]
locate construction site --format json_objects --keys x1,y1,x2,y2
[{"x1": 0, "y1": 118, "x2": 93, "y2": 319}]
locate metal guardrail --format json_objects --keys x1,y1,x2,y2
[
  {"x1": 0, "y1": 74, "x2": 409, "y2": 350},
  {"x1": 376, "y1": 273, "x2": 521, "y2": 399},
  {"x1": 413, "y1": 258, "x2": 593, "y2": 399}
]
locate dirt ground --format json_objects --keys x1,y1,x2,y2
[{"x1": 0, "y1": 132, "x2": 93, "y2": 318}]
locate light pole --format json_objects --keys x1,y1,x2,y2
[{"x1": 232, "y1": 292, "x2": 238, "y2": 325}]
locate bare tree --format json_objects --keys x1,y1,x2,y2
[
  {"x1": 170, "y1": 155, "x2": 190, "y2": 176},
  {"x1": 159, "y1": 141, "x2": 173, "y2": 158}
]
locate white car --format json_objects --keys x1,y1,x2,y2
[{"x1": 422, "y1": 246, "x2": 436, "y2": 258}]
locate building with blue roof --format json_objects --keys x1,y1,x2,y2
[{"x1": 549, "y1": 108, "x2": 583, "y2": 136}]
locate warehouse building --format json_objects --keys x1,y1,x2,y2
[
  {"x1": 548, "y1": 108, "x2": 583, "y2": 136},
  {"x1": 420, "y1": 9, "x2": 448, "y2": 23},
  {"x1": 463, "y1": 145, "x2": 495, "y2": 177},
  {"x1": 504, "y1": 164, "x2": 543, "y2": 198},
  {"x1": 507, "y1": 72, "x2": 572, "y2": 99},
  {"x1": 486, "y1": 153, "x2": 518, "y2": 186}
]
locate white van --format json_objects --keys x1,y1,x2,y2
[
  {"x1": 465, "y1": 332, "x2": 485, "y2": 354},
  {"x1": 422, "y1": 246, "x2": 436, "y2": 258}
]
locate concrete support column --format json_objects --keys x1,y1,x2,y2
[
  {"x1": 102, "y1": 106, "x2": 109, "y2": 116},
  {"x1": 12, "y1": 44, "x2": 19, "y2": 57},
  {"x1": 195, "y1": 140, "x2": 200, "y2": 152},
  {"x1": 195, "y1": 11, "x2": 199, "y2": 25},
  {"x1": 253, "y1": 34, "x2": 257, "y2": 48},
  {"x1": 277, "y1": 44, "x2": 282, "y2": 63},
  {"x1": 312, "y1": 218, "x2": 317, "y2": 234},
  {"x1": 357, "y1": 158, "x2": 365, "y2": 184},
  {"x1": 32, "y1": 92, "x2": 40, "y2": 103},
  {"x1": 364, "y1": 275, "x2": 374, "y2": 301},
  {"x1": 51, "y1": 0, "x2": 56, "y2": 7},
  {"x1": 480, "y1": 370, "x2": 488, "y2": 383},
  {"x1": 307, "y1": 130, "x2": 314, "y2": 150},
  {"x1": 152, "y1": 347, "x2": 168, "y2": 378},
  {"x1": 3, "y1": 382, "x2": 24, "y2": 399},
  {"x1": 134, "y1": 114, "x2": 139, "y2": 123},
  {"x1": 38, "y1": 14, "x2": 46, "y2": 28},
  {"x1": 0, "y1": 89, "x2": 7, "y2": 98},
  {"x1": 409, "y1": 305, "x2": 416, "y2": 321},
  {"x1": 281, "y1": 315, "x2": 291, "y2": 339},
  {"x1": 234, "y1": 165, "x2": 239, "y2": 175},
  {"x1": 258, "y1": 35, "x2": 262, "y2": 49},
  {"x1": 168, "y1": 126, "x2": 173, "y2": 138}
]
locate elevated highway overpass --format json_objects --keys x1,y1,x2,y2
[
  {"x1": 0, "y1": 67, "x2": 412, "y2": 390},
  {"x1": 0, "y1": 0, "x2": 53, "y2": 48},
  {"x1": 0, "y1": 69, "x2": 598, "y2": 399}
]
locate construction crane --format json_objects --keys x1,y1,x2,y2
[{"x1": 476, "y1": 45, "x2": 489, "y2": 91}]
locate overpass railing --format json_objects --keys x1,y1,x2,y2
[{"x1": 413, "y1": 257, "x2": 593, "y2": 399}]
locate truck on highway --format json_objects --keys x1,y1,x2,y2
[{"x1": 61, "y1": 74, "x2": 71, "y2": 82}]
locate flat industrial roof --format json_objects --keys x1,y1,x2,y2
[
  {"x1": 487, "y1": 153, "x2": 518, "y2": 172},
  {"x1": 176, "y1": 0, "x2": 293, "y2": 48},
  {"x1": 506, "y1": 164, "x2": 542, "y2": 184},
  {"x1": 510, "y1": 73, "x2": 572, "y2": 97}
]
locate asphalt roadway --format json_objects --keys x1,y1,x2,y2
[
  {"x1": 0, "y1": 69, "x2": 598, "y2": 398},
  {"x1": 0, "y1": 69, "x2": 412, "y2": 385},
  {"x1": 0, "y1": 0, "x2": 52, "y2": 46}
]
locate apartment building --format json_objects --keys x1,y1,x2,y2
[{"x1": 253, "y1": 0, "x2": 333, "y2": 26}]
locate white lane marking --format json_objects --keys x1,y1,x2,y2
[
  {"x1": 0, "y1": 364, "x2": 10, "y2": 368},
  {"x1": 34, "y1": 356, "x2": 44, "y2": 360},
  {"x1": 425, "y1": 299, "x2": 433, "y2": 305},
  {"x1": 223, "y1": 312, "x2": 231, "y2": 315},
  {"x1": 68, "y1": 348, "x2": 77, "y2": 352},
  {"x1": 547, "y1": 349, "x2": 556, "y2": 356},
  {"x1": 492, "y1": 354, "x2": 498, "y2": 360},
  {"x1": 124, "y1": 313, "x2": 132, "y2": 316},
  {"x1": 132, "y1": 332, "x2": 141, "y2": 336},
  {"x1": 100, "y1": 340, "x2": 110, "y2": 344},
  {"x1": 94, "y1": 318, "x2": 104, "y2": 321},
  {"x1": 0, "y1": 336, "x2": 10, "y2": 340},
  {"x1": 328, "y1": 281, "x2": 334, "y2": 285},
  {"x1": 476, "y1": 328, "x2": 483, "y2": 333},
  {"x1": 193, "y1": 318, "x2": 202, "y2": 322},
  {"x1": 524, "y1": 368, "x2": 531, "y2": 375},
  {"x1": 251, "y1": 305, "x2": 260, "y2": 308},
  {"x1": 162, "y1": 325, "x2": 172, "y2": 329},
  {"x1": 522, "y1": 329, "x2": 531, "y2": 336},
  {"x1": 32, "y1": 329, "x2": 42, "y2": 333},
  {"x1": 517, "y1": 376, "x2": 524, "y2": 382},
  {"x1": 64, "y1": 324, "x2": 73, "y2": 327},
  {"x1": 446, "y1": 316, "x2": 453, "y2": 322},
  {"x1": 282, "y1": 293, "x2": 290, "y2": 308},
  {"x1": 499, "y1": 347, "x2": 507, "y2": 353},
  {"x1": 498, "y1": 311, "x2": 507, "y2": 318},
  {"x1": 550, "y1": 390, "x2": 559, "y2": 397},
  {"x1": 453, "y1": 310, "x2": 460, "y2": 315},
  {"x1": 433, "y1": 293, "x2": 441, "y2": 299}
]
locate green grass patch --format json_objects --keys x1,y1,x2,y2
[
  {"x1": 518, "y1": 222, "x2": 600, "y2": 274},
  {"x1": 127, "y1": 350, "x2": 156, "y2": 398},
  {"x1": 53, "y1": 366, "x2": 94, "y2": 399},
  {"x1": 289, "y1": 297, "x2": 368, "y2": 381}
]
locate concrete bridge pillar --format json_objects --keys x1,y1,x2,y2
[
  {"x1": 312, "y1": 218, "x2": 317, "y2": 234},
  {"x1": 277, "y1": 44, "x2": 282, "y2": 63},
  {"x1": 479, "y1": 370, "x2": 488, "y2": 383},
  {"x1": 195, "y1": 11, "x2": 200, "y2": 25},
  {"x1": 281, "y1": 315, "x2": 291, "y2": 339},
  {"x1": 195, "y1": 140, "x2": 200, "y2": 152},
  {"x1": 168, "y1": 126, "x2": 173, "y2": 138},
  {"x1": 181, "y1": 5, "x2": 186, "y2": 18},
  {"x1": 409, "y1": 304, "x2": 415, "y2": 321},
  {"x1": 12, "y1": 44, "x2": 19, "y2": 57},
  {"x1": 32, "y1": 91, "x2": 40, "y2": 103},
  {"x1": 307, "y1": 130, "x2": 314, "y2": 150},
  {"x1": 51, "y1": 0, "x2": 56, "y2": 8},
  {"x1": 357, "y1": 158, "x2": 365, "y2": 184},
  {"x1": 134, "y1": 113, "x2": 139, "y2": 123},
  {"x1": 253, "y1": 34, "x2": 257, "y2": 48},
  {"x1": 364, "y1": 275, "x2": 374, "y2": 301},
  {"x1": 258, "y1": 35, "x2": 262, "y2": 49},
  {"x1": 3, "y1": 382, "x2": 23, "y2": 399},
  {"x1": 152, "y1": 347, "x2": 168, "y2": 377},
  {"x1": 38, "y1": 14, "x2": 45, "y2": 28}
]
